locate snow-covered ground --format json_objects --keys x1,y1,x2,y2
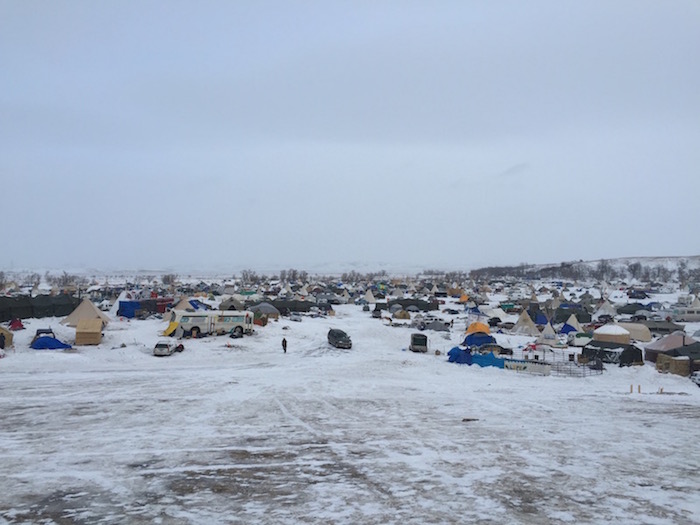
[{"x1": 1, "y1": 305, "x2": 699, "y2": 524}]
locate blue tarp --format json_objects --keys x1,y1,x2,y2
[
  {"x1": 447, "y1": 347, "x2": 504, "y2": 368},
  {"x1": 560, "y1": 323, "x2": 577, "y2": 334},
  {"x1": 117, "y1": 301, "x2": 141, "y2": 318},
  {"x1": 31, "y1": 336, "x2": 72, "y2": 350},
  {"x1": 471, "y1": 352, "x2": 505, "y2": 368},
  {"x1": 534, "y1": 312, "x2": 549, "y2": 325},
  {"x1": 462, "y1": 332, "x2": 496, "y2": 347},
  {"x1": 448, "y1": 346, "x2": 472, "y2": 364},
  {"x1": 187, "y1": 299, "x2": 212, "y2": 310}
]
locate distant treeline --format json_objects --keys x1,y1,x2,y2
[{"x1": 469, "y1": 259, "x2": 700, "y2": 285}]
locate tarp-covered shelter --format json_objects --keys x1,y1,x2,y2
[
  {"x1": 219, "y1": 297, "x2": 244, "y2": 311},
  {"x1": 249, "y1": 302, "x2": 281, "y2": 319},
  {"x1": 447, "y1": 347, "x2": 504, "y2": 368},
  {"x1": 581, "y1": 341, "x2": 643, "y2": 366},
  {"x1": 639, "y1": 320, "x2": 684, "y2": 335},
  {"x1": 644, "y1": 331, "x2": 697, "y2": 362},
  {"x1": 75, "y1": 318, "x2": 103, "y2": 345},
  {"x1": 31, "y1": 336, "x2": 72, "y2": 350},
  {"x1": 617, "y1": 302, "x2": 651, "y2": 315},
  {"x1": 117, "y1": 301, "x2": 142, "y2": 318}
]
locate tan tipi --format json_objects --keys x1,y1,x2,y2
[
  {"x1": 172, "y1": 297, "x2": 194, "y2": 311},
  {"x1": 61, "y1": 298, "x2": 110, "y2": 327},
  {"x1": 564, "y1": 314, "x2": 583, "y2": 333},
  {"x1": 512, "y1": 310, "x2": 540, "y2": 337}
]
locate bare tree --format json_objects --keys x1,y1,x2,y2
[{"x1": 162, "y1": 274, "x2": 178, "y2": 286}]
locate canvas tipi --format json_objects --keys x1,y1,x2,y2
[
  {"x1": 512, "y1": 310, "x2": 540, "y2": 337},
  {"x1": 61, "y1": 298, "x2": 110, "y2": 328}
]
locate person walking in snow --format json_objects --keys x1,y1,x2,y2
[{"x1": 282, "y1": 337, "x2": 287, "y2": 353}]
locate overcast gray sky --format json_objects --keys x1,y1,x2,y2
[{"x1": 2, "y1": 1, "x2": 699, "y2": 274}]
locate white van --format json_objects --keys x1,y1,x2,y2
[{"x1": 671, "y1": 307, "x2": 700, "y2": 322}]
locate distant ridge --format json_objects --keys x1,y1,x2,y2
[{"x1": 469, "y1": 255, "x2": 700, "y2": 282}]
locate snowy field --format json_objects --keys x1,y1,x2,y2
[{"x1": 1, "y1": 305, "x2": 699, "y2": 524}]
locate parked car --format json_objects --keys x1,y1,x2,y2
[
  {"x1": 153, "y1": 340, "x2": 184, "y2": 357},
  {"x1": 289, "y1": 313, "x2": 302, "y2": 322},
  {"x1": 691, "y1": 371, "x2": 700, "y2": 387},
  {"x1": 328, "y1": 329, "x2": 352, "y2": 349}
]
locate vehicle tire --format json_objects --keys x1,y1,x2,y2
[
  {"x1": 234, "y1": 326, "x2": 243, "y2": 337},
  {"x1": 191, "y1": 327, "x2": 201, "y2": 338}
]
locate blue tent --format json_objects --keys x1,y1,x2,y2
[
  {"x1": 560, "y1": 323, "x2": 578, "y2": 334},
  {"x1": 534, "y1": 312, "x2": 549, "y2": 325},
  {"x1": 31, "y1": 336, "x2": 72, "y2": 350},
  {"x1": 462, "y1": 332, "x2": 496, "y2": 348}
]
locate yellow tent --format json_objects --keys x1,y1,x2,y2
[
  {"x1": 458, "y1": 294, "x2": 470, "y2": 303},
  {"x1": 466, "y1": 321, "x2": 490, "y2": 335}
]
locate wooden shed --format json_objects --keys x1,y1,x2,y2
[
  {"x1": 655, "y1": 354, "x2": 691, "y2": 377},
  {"x1": 0, "y1": 326, "x2": 13, "y2": 348},
  {"x1": 75, "y1": 318, "x2": 103, "y2": 345}
]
